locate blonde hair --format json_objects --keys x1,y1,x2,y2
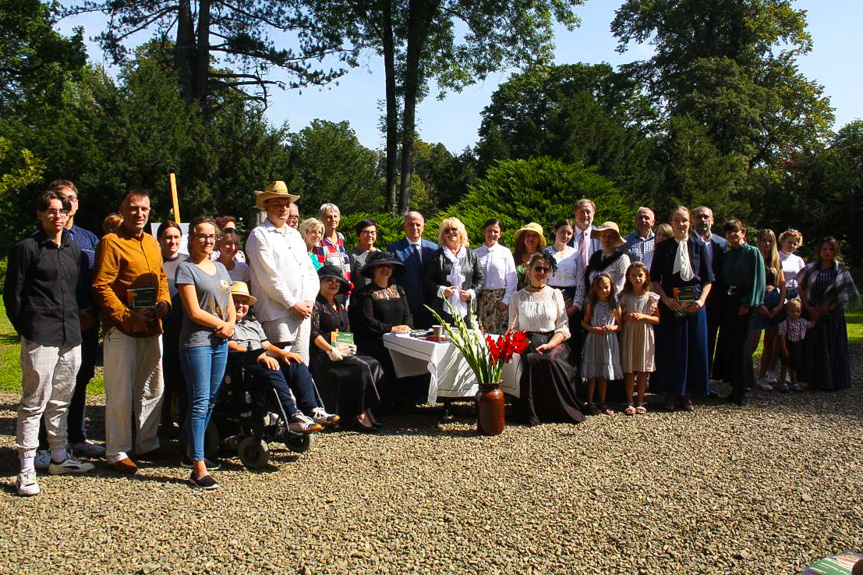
[
  {"x1": 437, "y1": 217, "x2": 470, "y2": 247},
  {"x1": 778, "y1": 228, "x2": 803, "y2": 248},
  {"x1": 654, "y1": 223, "x2": 673, "y2": 241},
  {"x1": 758, "y1": 229, "x2": 784, "y2": 284},
  {"x1": 299, "y1": 217, "x2": 324, "y2": 238},
  {"x1": 102, "y1": 213, "x2": 122, "y2": 235}
]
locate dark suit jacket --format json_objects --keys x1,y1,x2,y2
[
  {"x1": 691, "y1": 231, "x2": 727, "y2": 314},
  {"x1": 388, "y1": 237, "x2": 439, "y2": 326}
]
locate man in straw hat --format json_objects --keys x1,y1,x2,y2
[{"x1": 245, "y1": 181, "x2": 320, "y2": 364}]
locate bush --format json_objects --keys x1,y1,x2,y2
[
  {"x1": 337, "y1": 211, "x2": 406, "y2": 251},
  {"x1": 427, "y1": 157, "x2": 634, "y2": 248}
]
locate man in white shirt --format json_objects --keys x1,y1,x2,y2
[
  {"x1": 388, "y1": 211, "x2": 439, "y2": 328},
  {"x1": 246, "y1": 181, "x2": 320, "y2": 364},
  {"x1": 567, "y1": 198, "x2": 600, "y2": 264}
]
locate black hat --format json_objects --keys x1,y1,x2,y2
[
  {"x1": 317, "y1": 264, "x2": 351, "y2": 294},
  {"x1": 361, "y1": 251, "x2": 404, "y2": 279}
]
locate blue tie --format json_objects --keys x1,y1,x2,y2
[{"x1": 411, "y1": 243, "x2": 420, "y2": 265}]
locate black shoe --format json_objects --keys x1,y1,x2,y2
[
  {"x1": 189, "y1": 473, "x2": 219, "y2": 490},
  {"x1": 181, "y1": 455, "x2": 221, "y2": 470}
]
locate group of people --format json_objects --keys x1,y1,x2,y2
[{"x1": 4, "y1": 179, "x2": 859, "y2": 496}]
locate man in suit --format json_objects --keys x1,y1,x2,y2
[
  {"x1": 567, "y1": 198, "x2": 601, "y2": 260},
  {"x1": 388, "y1": 211, "x2": 438, "y2": 328},
  {"x1": 692, "y1": 205, "x2": 728, "y2": 378}
]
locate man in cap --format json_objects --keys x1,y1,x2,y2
[{"x1": 246, "y1": 181, "x2": 319, "y2": 364}]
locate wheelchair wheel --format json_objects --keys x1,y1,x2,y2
[
  {"x1": 238, "y1": 437, "x2": 270, "y2": 469},
  {"x1": 286, "y1": 433, "x2": 314, "y2": 454}
]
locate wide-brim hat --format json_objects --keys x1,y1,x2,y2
[
  {"x1": 590, "y1": 221, "x2": 626, "y2": 248},
  {"x1": 317, "y1": 264, "x2": 351, "y2": 295},
  {"x1": 255, "y1": 180, "x2": 300, "y2": 210},
  {"x1": 514, "y1": 222, "x2": 547, "y2": 249},
  {"x1": 361, "y1": 251, "x2": 404, "y2": 279},
  {"x1": 230, "y1": 281, "x2": 257, "y2": 306}
]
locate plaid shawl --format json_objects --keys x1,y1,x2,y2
[{"x1": 797, "y1": 261, "x2": 859, "y2": 306}]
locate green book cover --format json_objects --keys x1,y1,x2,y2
[
  {"x1": 334, "y1": 332, "x2": 354, "y2": 346},
  {"x1": 127, "y1": 287, "x2": 157, "y2": 309}
]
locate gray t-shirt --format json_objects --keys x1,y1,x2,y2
[
  {"x1": 176, "y1": 261, "x2": 233, "y2": 348},
  {"x1": 232, "y1": 317, "x2": 268, "y2": 351}
]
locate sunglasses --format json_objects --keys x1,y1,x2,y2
[{"x1": 533, "y1": 266, "x2": 551, "y2": 273}]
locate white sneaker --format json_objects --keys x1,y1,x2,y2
[
  {"x1": 311, "y1": 407, "x2": 340, "y2": 428},
  {"x1": 71, "y1": 440, "x2": 106, "y2": 458},
  {"x1": 765, "y1": 371, "x2": 778, "y2": 384},
  {"x1": 756, "y1": 378, "x2": 774, "y2": 391},
  {"x1": 17, "y1": 469, "x2": 39, "y2": 496},
  {"x1": 34, "y1": 450, "x2": 51, "y2": 471},
  {"x1": 288, "y1": 413, "x2": 323, "y2": 434},
  {"x1": 48, "y1": 456, "x2": 96, "y2": 475}
]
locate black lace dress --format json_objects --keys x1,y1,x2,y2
[{"x1": 311, "y1": 295, "x2": 383, "y2": 419}]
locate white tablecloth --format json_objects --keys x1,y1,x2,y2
[{"x1": 383, "y1": 333, "x2": 521, "y2": 404}]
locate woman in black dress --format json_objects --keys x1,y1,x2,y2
[
  {"x1": 311, "y1": 265, "x2": 384, "y2": 432},
  {"x1": 349, "y1": 251, "x2": 414, "y2": 406}
]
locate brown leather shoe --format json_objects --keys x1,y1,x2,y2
[{"x1": 110, "y1": 457, "x2": 138, "y2": 475}]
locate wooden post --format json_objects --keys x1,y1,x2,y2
[{"x1": 169, "y1": 173, "x2": 181, "y2": 222}]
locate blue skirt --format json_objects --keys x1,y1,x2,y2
[{"x1": 652, "y1": 306, "x2": 710, "y2": 397}]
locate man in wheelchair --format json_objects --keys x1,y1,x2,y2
[{"x1": 228, "y1": 282, "x2": 339, "y2": 434}]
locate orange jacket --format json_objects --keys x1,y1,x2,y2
[{"x1": 92, "y1": 225, "x2": 170, "y2": 338}]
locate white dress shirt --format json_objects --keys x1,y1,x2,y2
[
  {"x1": 545, "y1": 245, "x2": 584, "y2": 288},
  {"x1": 245, "y1": 219, "x2": 320, "y2": 323},
  {"x1": 474, "y1": 242, "x2": 518, "y2": 305}
]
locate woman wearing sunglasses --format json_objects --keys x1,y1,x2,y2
[
  {"x1": 509, "y1": 251, "x2": 585, "y2": 426},
  {"x1": 423, "y1": 217, "x2": 484, "y2": 326}
]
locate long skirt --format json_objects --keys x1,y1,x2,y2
[
  {"x1": 652, "y1": 306, "x2": 710, "y2": 397},
  {"x1": 713, "y1": 300, "x2": 757, "y2": 402},
  {"x1": 477, "y1": 289, "x2": 509, "y2": 334},
  {"x1": 800, "y1": 307, "x2": 852, "y2": 391},
  {"x1": 311, "y1": 353, "x2": 382, "y2": 419},
  {"x1": 517, "y1": 343, "x2": 585, "y2": 426}
]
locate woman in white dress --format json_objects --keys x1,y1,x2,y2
[
  {"x1": 509, "y1": 252, "x2": 585, "y2": 426},
  {"x1": 778, "y1": 229, "x2": 806, "y2": 299}
]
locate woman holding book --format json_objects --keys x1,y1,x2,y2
[
  {"x1": 649, "y1": 206, "x2": 714, "y2": 412},
  {"x1": 311, "y1": 265, "x2": 384, "y2": 432}
]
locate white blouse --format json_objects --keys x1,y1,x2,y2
[
  {"x1": 780, "y1": 252, "x2": 805, "y2": 283},
  {"x1": 475, "y1": 242, "x2": 518, "y2": 305},
  {"x1": 545, "y1": 245, "x2": 584, "y2": 288},
  {"x1": 509, "y1": 286, "x2": 570, "y2": 340}
]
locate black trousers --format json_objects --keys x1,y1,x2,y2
[{"x1": 715, "y1": 298, "x2": 756, "y2": 403}]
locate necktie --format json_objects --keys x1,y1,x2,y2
[
  {"x1": 412, "y1": 243, "x2": 421, "y2": 265},
  {"x1": 579, "y1": 230, "x2": 590, "y2": 267}
]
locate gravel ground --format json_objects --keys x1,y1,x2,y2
[{"x1": 1, "y1": 351, "x2": 861, "y2": 575}]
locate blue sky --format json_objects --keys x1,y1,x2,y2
[{"x1": 62, "y1": 0, "x2": 862, "y2": 152}]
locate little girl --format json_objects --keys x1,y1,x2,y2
[
  {"x1": 620, "y1": 262, "x2": 660, "y2": 415},
  {"x1": 581, "y1": 273, "x2": 622, "y2": 415}
]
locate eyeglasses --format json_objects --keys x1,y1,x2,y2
[
  {"x1": 533, "y1": 267, "x2": 551, "y2": 273},
  {"x1": 360, "y1": 230, "x2": 377, "y2": 235},
  {"x1": 44, "y1": 209, "x2": 69, "y2": 217},
  {"x1": 445, "y1": 228, "x2": 459, "y2": 234},
  {"x1": 287, "y1": 215, "x2": 300, "y2": 221},
  {"x1": 195, "y1": 234, "x2": 217, "y2": 241}
]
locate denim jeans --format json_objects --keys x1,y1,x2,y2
[{"x1": 180, "y1": 340, "x2": 228, "y2": 462}]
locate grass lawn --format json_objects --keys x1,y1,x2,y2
[{"x1": 0, "y1": 301, "x2": 104, "y2": 394}]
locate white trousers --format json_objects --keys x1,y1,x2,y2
[
  {"x1": 103, "y1": 329, "x2": 164, "y2": 463},
  {"x1": 262, "y1": 316, "x2": 311, "y2": 365},
  {"x1": 16, "y1": 338, "x2": 82, "y2": 458}
]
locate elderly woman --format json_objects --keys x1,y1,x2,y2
[
  {"x1": 350, "y1": 219, "x2": 379, "y2": 291},
  {"x1": 157, "y1": 220, "x2": 187, "y2": 437},
  {"x1": 349, "y1": 251, "x2": 413, "y2": 407},
  {"x1": 314, "y1": 203, "x2": 351, "y2": 281},
  {"x1": 650, "y1": 206, "x2": 714, "y2": 412},
  {"x1": 474, "y1": 219, "x2": 518, "y2": 334},
  {"x1": 509, "y1": 252, "x2": 584, "y2": 426},
  {"x1": 713, "y1": 219, "x2": 766, "y2": 406},
  {"x1": 423, "y1": 217, "x2": 484, "y2": 325},
  {"x1": 798, "y1": 237, "x2": 859, "y2": 391},
  {"x1": 513, "y1": 223, "x2": 547, "y2": 289},
  {"x1": 778, "y1": 229, "x2": 806, "y2": 300},
  {"x1": 584, "y1": 221, "x2": 631, "y2": 296},
  {"x1": 311, "y1": 265, "x2": 384, "y2": 432},
  {"x1": 299, "y1": 218, "x2": 324, "y2": 271}
]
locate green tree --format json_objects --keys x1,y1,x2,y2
[
  {"x1": 412, "y1": 140, "x2": 476, "y2": 209},
  {"x1": 288, "y1": 120, "x2": 383, "y2": 215}
]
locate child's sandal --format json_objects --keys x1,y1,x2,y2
[
  {"x1": 586, "y1": 403, "x2": 601, "y2": 416},
  {"x1": 624, "y1": 404, "x2": 636, "y2": 416},
  {"x1": 635, "y1": 404, "x2": 647, "y2": 415},
  {"x1": 600, "y1": 404, "x2": 614, "y2": 416}
]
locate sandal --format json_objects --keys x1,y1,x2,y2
[
  {"x1": 586, "y1": 403, "x2": 601, "y2": 416},
  {"x1": 600, "y1": 404, "x2": 614, "y2": 416},
  {"x1": 635, "y1": 404, "x2": 647, "y2": 415},
  {"x1": 624, "y1": 404, "x2": 636, "y2": 416}
]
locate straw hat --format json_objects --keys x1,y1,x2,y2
[
  {"x1": 230, "y1": 281, "x2": 257, "y2": 306},
  {"x1": 254, "y1": 181, "x2": 300, "y2": 210},
  {"x1": 361, "y1": 251, "x2": 405, "y2": 278},
  {"x1": 513, "y1": 222, "x2": 548, "y2": 249},
  {"x1": 317, "y1": 264, "x2": 352, "y2": 294},
  {"x1": 590, "y1": 221, "x2": 626, "y2": 248}
]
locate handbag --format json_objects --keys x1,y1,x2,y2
[{"x1": 526, "y1": 331, "x2": 553, "y2": 352}]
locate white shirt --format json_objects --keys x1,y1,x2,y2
[
  {"x1": 246, "y1": 220, "x2": 320, "y2": 323},
  {"x1": 780, "y1": 251, "x2": 806, "y2": 292},
  {"x1": 545, "y1": 245, "x2": 584, "y2": 288},
  {"x1": 572, "y1": 225, "x2": 597, "y2": 259},
  {"x1": 474, "y1": 242, "x2": 518, "y2": 305},
  {"x1": 509, "y1": 287, "x2": 570, "y2": 340}
]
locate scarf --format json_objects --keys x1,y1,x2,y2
[
  {"x1": 443, "y1": 245, "x2": 468, "y2": 317},
  {"x1": 673, "y1": 238, "x2": 694, "y2": 281}
]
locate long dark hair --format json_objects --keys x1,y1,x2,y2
[
  {"x1": 588, "y1": 272, "x2": 618, "y2": 309},
  {"x1": 623, "y1": 262, "x2": 651, "y2": 294}
]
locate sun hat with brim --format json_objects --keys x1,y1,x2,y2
[
  {"x1": 230, "y1": 281, "x2": 257, "y2": 306},
  {"x1": 590, "y1": 221, "x2": 626, "y2": 248},
  {"x1": 317, "y1": 264, "x2": 351, "y2": 294},
  {"x1": 255, "y1": 180, "x2": 301, "y2": 210},
  {"x1": 513, "y1": 222, "x2": 548, "y2": 249},
  {"x1": 361, "y1": 251, "x2": 404, "y2": 279}
]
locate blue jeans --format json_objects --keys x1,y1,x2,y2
[{"x1": 180, "y1": 341, "x2": 228, "y2": 462}]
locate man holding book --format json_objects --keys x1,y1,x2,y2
[{"x1": 92, "y1": 190, "x2": 171, "y2": 474}]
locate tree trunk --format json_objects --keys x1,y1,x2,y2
[
  {"x1": 382, "y1": 0, "x2": 399, "y2": 213},
  {"x1": 193, "y1": 0, "x2": 211, "y2": 109},
  {"x1": 174, "y1": 0, "x2": 195, "y2": 104}
]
